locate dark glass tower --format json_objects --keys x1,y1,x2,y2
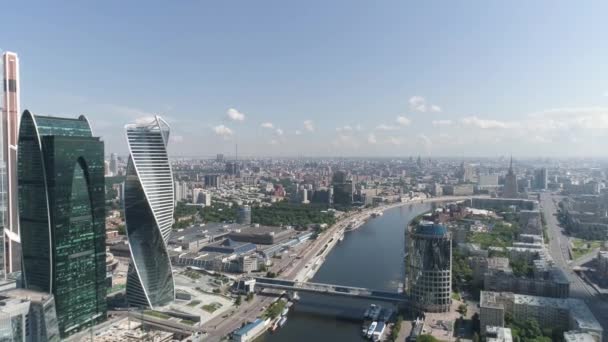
[{"x1": 18, "y1": 110, "x2": 106, "y2": 337}]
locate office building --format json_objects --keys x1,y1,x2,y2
[
  {"x1": 109, "y1": 152, "x2": 118, "y2": 176},
  {"x1": 534, "y1": 168, "x2": 548, "y2": 190},
  {"x1": 480, "y1": 291, "x2": 602, "y2": 340},
  {"x1": 216, "y1": 153, "x2": 224, "y2": 162},
  {"x1": 597, "y1": 251, "x2": 608, "y2": 286},
  {"x1": 332, "y1": 171, "x2": 353, "y2": 206},
  {"x1": 238, "y1": 205, "x2": 252, "y2": 225},
  {"x1": 2, "y1": 52, "x2": 20, "y2": 273},
  {"x1": 204, "y1": 174, "x2": 221, "y2": 188},
  {"x1": 442, "y1": 183, "x2": 474, "y2": 196},
  {"x1": 0, "y1": 289, "x2": 60, "y2": 341},
  {"x1": 174, "y1": 180, "x2": 188, "y2": 203},
  {"x1": 459, "y1": 162, "x2": 475, "y2": 183},
  {"x1": 124, "y1": 116, "x2": 175, "y2": 309},
  {"x1": 502, "y1": 157, "x2": 518, "y2": 199},
  {"x1": 408, "y1": 222, "x2": 452, "y2": 312},
  {"x1": 18, "y1": 111, "x2": 106, "y2": 337}
]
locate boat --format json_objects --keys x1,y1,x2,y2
[
  {"x1": 278, "y1": 316, "x2": 287, "y2": 328},
  {"x1": 370, "y1": 305, "x2": 382, "y2": 321},
  {"x1": 371, "y1": 211, "x2": 383, "y2": 217},
  {"x1": 366, "y1": 321, "x2": 378, "y2": 338},
  {"x1": 372, "y1": 322, "x2": 386, "y2": 341},
  {"x1": 379, "y1": 308, "x2": 393, "y2": 322},
  {"x1": 363, "y1": 304, "x2": 376, "y2": 319},
  {"x1": 281, "y1": 307, "x2": 289, "y2": 316}
]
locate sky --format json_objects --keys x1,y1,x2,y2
[{"x1": 2, "y1": 1, "x2": 608, "y2": 158}]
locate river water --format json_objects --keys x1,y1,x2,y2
[{"x1": 257, "y1": 203, "x2": 431, "y2": 342}]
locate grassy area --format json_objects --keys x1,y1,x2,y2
[
  {"x1": 144, "y1": 310, "x2": 171, "y2": 319},
  {"x1": 187, "y1": 300, "x2": 201, "y2": 307},
  {"x1": 202, "y1": 302, "x2": 222, "y2": 313},
  {"x1": 109, "y1": 283, "x2": 126, "y2": 293},
  {"x1": 452, "y1": 292, "x2": 461, "y2": 301},
  {"x1": 263, "y1": 300, "x2": 287, "y2": 319},
  {"x1": 468, "y1": 222, "x2": 519, "y2": 249},
  {"x1": 571, "y1": 238, "x2": 603, "y2": 260},
  {"x1": 181, "y1": 319, "x2": 196, "y2": 325},
  {"x1": 184, "y1": 270, "x2": 201, "y2": 280}
]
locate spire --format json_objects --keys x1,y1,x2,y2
[{"x1": 509, "y1": 155, "x2": 513, "y2": 171}]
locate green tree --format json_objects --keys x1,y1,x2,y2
[
  {"x1": 457, "y1": 303, "x2": 468, "y2": 317},
  {"x1": 417, "y1": 335, "x2": 440, "y2": 342},
  {"x1": 235, "y1": 295, "x2": 242, "y2": 306}
]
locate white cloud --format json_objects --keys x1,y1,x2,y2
[
  {"x1": 336, "y1": 125, "x2": 353, "y2": 132},
  {"x1": 260, "y1": 122, "x2": 274, "y2": 129},
  {"x1": 408, "y1": 95, "x2": 441, "y2": 113},
  {"x1": 303, "y1": 120, "x2": 315, "y2": 132},
  {"x1": 275, "y1": 128, "x2": 284, "y2": 136},
  {"x1": 376, "y1": 124, "x2": 400, "y2": 131},
  {"x1": 226, "y1": 108, "x2": 245, "y2": 121},
  {"x1": 213, "y1": 124, "x2": 233, "y2": 137},
  {"x1": 295, "y1": 130, "x2": 302, "y2": 135},
  {"x1": 333, "y1": 134, "x2": 359, "y2": 148},
  {"x1": 387, "y1": 136, "x2": 403, "y2": 146},
  {"x1": 459, "y1": 116, "x2": 513, "y2": 129},
  {"x1": 432, "y1": 119, "x2": 453, "y2": 126},
  {"x1": 367, "y1": 133, "x2": 377, "y2": 144},
  {"x1": 430, "y1": 105, "x2": 442, "y2": 113},
  {"x1": 396, "y1": 115, "x2": 411, "y2": 127}
]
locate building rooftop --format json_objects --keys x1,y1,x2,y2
[
  {"x1": 415, "y1": 221, "x2": 448, "y2": 237},
  {"x1": 234, "y1": 318, "x2": 265, "y2": 336}
]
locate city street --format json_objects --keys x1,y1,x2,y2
[{"x1": 540, "y1": 193, "x2": 608, "y2": 340}]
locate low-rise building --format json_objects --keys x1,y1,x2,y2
[
  {"x1": 486, "y1": 326, "x2": 513, "y2": 342},
  {"x1": 480, "y1": 291, "x2": 603, "y2": 340},
  {"x1": 232, "y1": 319, "x2": 268, "y2": 342}
]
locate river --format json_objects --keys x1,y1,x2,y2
[{"x1": 256, "y1": 202, "x2": 432, "y2": 342}]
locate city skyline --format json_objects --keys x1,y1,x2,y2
[{"x1": 2, "y1": 2, "x2": 608, "y2": 157}]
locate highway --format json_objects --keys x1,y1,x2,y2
[
  {"x1": 200, "y1": 195, "x2": 474, "y2": 341},
  {"x1": 540, "y1": 193, "x2": 608, "y2": 340}
]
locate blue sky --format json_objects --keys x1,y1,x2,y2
[{"x1": 3, "y1": 1, "x2": 608, "y2": 157}]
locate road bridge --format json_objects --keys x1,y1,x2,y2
[{"x1": 253, "y1": 277, "x2": 410, "y2": 303}]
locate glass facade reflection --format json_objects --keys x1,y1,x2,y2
[
  {"x1": 17, "y1": 111, "x2": 106, "y2": 337},
  {"x1": 124, "y1": 116, "x2": 175, "y2": 308},
  {"x1": 408, "y1": 222, "x2": 452, "y2": 312}
]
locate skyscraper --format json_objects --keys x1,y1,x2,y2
[
  {"x1": 407, "y1": 222, "x2": 452, "y2": 313},
  {"x1": 109, "y1": 152, "x2": 118, "y2": 176},
  {"x1": 503, "y1": 157, "x2": 518, "y2": 198},
  {"x1": 18, "y1": 111, "x2": 107, "y2": 337},
  {"x1": 534, "y1": 168, "x2": 548, "y2": 190},
  {"x1": 2, "y1": 52, "x2": 20, "y2": 273},
  {"x1": 124, "y1": 116, "x2": 175, "y2": 308}
]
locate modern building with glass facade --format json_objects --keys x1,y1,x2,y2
[
  {"x1": 17, "y1": 111, "x2": 106, "y2": 337},
  {"x1": 124, "y1": 116, "x2": 175, "y2": 308},
  {"x1": 0, "y1": 288, "x2": 60, "y2": 341},
  {"x1": 407, "y1": 221, "x2": 452, "y2": 313}
]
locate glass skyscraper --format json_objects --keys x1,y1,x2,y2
[
  {"x1": 124, "y1": 116, "x2": 175, "y2": 308},
  {"x1": 17, "y1": 111, "x2": 106, "y2": 337}
]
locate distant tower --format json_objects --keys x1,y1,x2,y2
[
  {"x1": 237, "y1": 205, "x2": 252, "y2": 225},
  {"x1": 503, "y1": 156, "x2": 518, "y2": 198},
  {"x1": 109, "y1": 152, "x2": 118, "y2": 175},
  {"x1": 2, "y1": 51, "x2": 20, "y2": 273},
  {"x1": 408, "y1": 222, "x2": 452, "y2": 313}
]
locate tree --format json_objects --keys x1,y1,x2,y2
[
  {"x1": 235, "y1": 295, "x2": 242, "y2": 306},
  {"x1": 246, "y1": 293, "x2": 254, "y2": 301},
  {"x1": 417, "y1": 335, "x2": 440, "y2": 342},
  {"x1": 472, "y1": 332, "x2": 480, "y2": 342},
  {"x1": 457, "y1": 303, "x2": 468, "y2": 317}
]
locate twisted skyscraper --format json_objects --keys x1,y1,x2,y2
[{"x1": 124, "y1": 116, "x2": 175, "y2": 308}]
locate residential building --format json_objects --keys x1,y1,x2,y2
[
  {"x1": 486, "y1": 326, "x2": 513, "y2": 342},
  {"x1": 534, "y1": 168, "x2": 548, "y2": 190},
  {"x1": 18, "y1": 111, "x2": 107, "y2": 337},
  {"x1": 124, "y1": 116, "x2": 175, "y2": 309},
  {"x1": 480, "y1": 291, "x2": 603, "y2": 340}
]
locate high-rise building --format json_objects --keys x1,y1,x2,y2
[
  {"x1": 502, "y1": 157, "x2": 518, "y2": 199},
  {"x1": 332, "y1": 171, "x2": 353, "y2": 206},
  {"x1": 2, "y1": 52, "x2": 20, "y2": 273},
  {"x1": 109, "y1": 152, "x2": 118, "y2": 176},
  {"x1": 204, "y1": 174, "x2": 221, "y2": 188},
  {"x1": 0, "y1": 288, "x2": 60, "y2": 341},
  {"x1": 18, "y1": 111, "x2": 107, "y2": 337},
  {"x1": 174, "y1": 180, "x2": 188, "y2": 204},
  {"x1": 408, "y1": 222, "x2": 452, "y2": 313},
  {"x1": 216, "y1": 153, "x2": 224, "y2": 162},
  {"x1": 124, "y1": 116, "x2": 175, "y2": 309},
  {"x1": 534, "y1": 168, "x2": 548, "y2": 190},
  {"x1": 237, "y1": 205, "x2": 252, "y2": 225},
  {"x1": 192, "y1": 188, "x2": 211, "y2": 206}
]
